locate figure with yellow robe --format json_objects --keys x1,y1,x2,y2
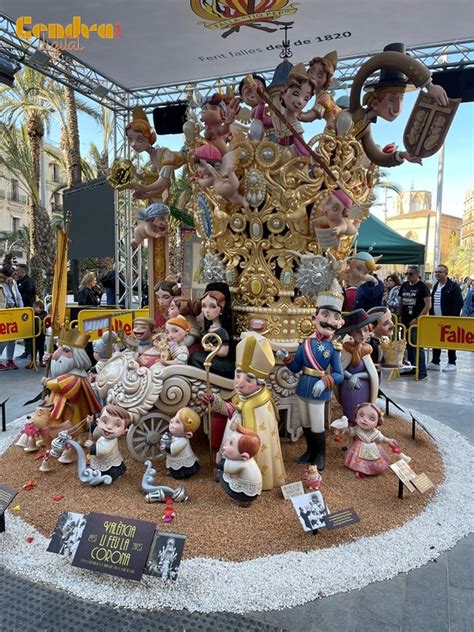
[{"x1": 208, "y1": 332, "x2": 286, "y2": 491}]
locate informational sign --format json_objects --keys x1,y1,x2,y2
[
  {"x1": 417, "y1": 316, "x2": 474, "y2": 352},
  {"x1": 390, "y1": 460, "x2": 417, "y2": 492},
  {"x1": 281, "y1": 481, "x2": 305, "y2": 500},
  {"x1": 291, "y1": 491, "x2": 328, "y2": 532},
  {"x1": 0, "y1": 483, "x2": 17, "y2": 532},
  {"x1": 324, "y1": 508, "x2": 360, "y2": 530},
  {"x1": 71, "y1": 512, "x2": 156, "y2": 580},
  {"x1": 77, "y1": 308, "x2": 149, "y2": 341},
  {"x1": 0, "y1": 308, "x2": 35, "y2": 343},
  {"x1": 412, "y1": 473, "x2": 435, "y2": 494},
  {"x1": 143, "y1": 531, "x2": 186, "y2": 581}
]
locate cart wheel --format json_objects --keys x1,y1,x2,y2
[{"x1": 127, "y1": 412, "x2": 170, "y2": 462}]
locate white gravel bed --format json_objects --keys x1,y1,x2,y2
[{"x1": 1, "y1": 409, "x2": 473, "y2": 613}]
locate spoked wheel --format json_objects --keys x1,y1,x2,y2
[{"x1": 127, "y1": 412, "x2": 170, "y2": 462}]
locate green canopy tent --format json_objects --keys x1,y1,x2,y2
[{"x1": 355, "y1": 214, "x2": 425, "y2": 264}]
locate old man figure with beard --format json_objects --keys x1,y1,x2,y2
[{"x1": 41, "y1": 329, "x2": 101, "y2": 462}]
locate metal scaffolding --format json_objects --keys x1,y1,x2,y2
[{"x1": 1, "y1": 11, "x2": 473, "y2": 306}]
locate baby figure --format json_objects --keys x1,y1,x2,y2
[
  {"x1": 160, "y1": 407, "x2": 201, "y2": 479},
  {"x1": 216, "y1": 423, "x2": 262, "y2": 507},
  {"x1": 333, "y1": 403, "x2": 398, "y2": 478},
  {"x1": 312, "y1": 189, "x2": 358, "y2": 249}
]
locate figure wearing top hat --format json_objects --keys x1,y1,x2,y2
[
  {"x1": 209, "y1": 332, "x2": 286, "y2": 491},
  {"x1": 276, "y1": 281, "x2": 345, "y2": 470},
  {"x1": 349, "y1": 42, "x2": 448, "y2": 168},
  {"x1": 335, "y1": 309, "x2": 381, "y2": 424}
]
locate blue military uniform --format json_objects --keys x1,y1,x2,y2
[{"x1": 286, "y1": 336, "x2": 344, "y2": 400}]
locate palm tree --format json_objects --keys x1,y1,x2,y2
[
  {"x1": 0, "y1": 124, "x2": 53, "y2": 292},
  {"x1": 87, "y1": 105, "x2": 113, "y2": 177}
]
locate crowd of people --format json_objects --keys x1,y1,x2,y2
[{"x1": 0, "y1": 258, "x2": 472, "y2": 377}]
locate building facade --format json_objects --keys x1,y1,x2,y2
[
  {"x1": 386, "y1": 190, "x2": 462, "y2": 273},
  {"x1": 0, "y1": 141, "x2": 66, "y2": 263}
]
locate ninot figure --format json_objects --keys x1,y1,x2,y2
[
  {"x1": 333, "y1": 403, "x2": 398, "y2": 478},
  {"x1": 216, "y1": 423, "x2": 262, "y2": 507},
  {"x1": 311, "y1": 188, "x2": 359, "y2": 250},
  {"x1": 160, "y1": 407, "x2": 201, "y2": 479},
  {"x1": 131, "y1": 203, "x2": 170, "y2": 247},
  {"x1": 277, "y1": 280, "x2": 345, "y2": 470},
  {"x1": 84, "y1": 405, "x2": 131, "y2": 483}
]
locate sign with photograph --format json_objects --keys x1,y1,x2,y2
[
  {"x1": 281, "y1": 481, "x2": 305, "y2": 500},
  {"x1": 143, "y1": 531, "x2": 187, "y2": 581},
  {"x1": 324, "y1": 508, "x2": 360, "y2": 530},
  {"x1": 47, "y1": 511, "x2": 88, "y2": 559},
  {"x1": 71, "y1": 512, "x2": 156, "y2": 581},
  {"x1": 0, "y1": 483, "x2": 17, "y2": 533},
  {"x1": 291, "y1": 491, "x2": 328, "y2": 532}
]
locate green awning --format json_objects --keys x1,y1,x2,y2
[{"x1": 355, "y1": 214, "x2": 425, "y2": 264}]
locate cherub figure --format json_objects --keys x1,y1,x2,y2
[
  {"x1": 306, "y1": 51, "x2": 350, "y2": 134},
  {"x1": 312, "y1": 189, "x2": 359, "y2": 249},
  {"x1": 200, "y1": 93, "x2": 239, "y2": 156},
  {"x1": 194, "y1": 145, "x2": 248, "y2": 209},
  {"x1": 131, "y1": 203, "x2": 170, "y2": 247}
]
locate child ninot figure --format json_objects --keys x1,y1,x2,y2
[
  {"x1": 163, "y1": 315, "x2": 192, "y2": 365},
  {"x1": 200, "y1": 93, "x2": 239, "y2": 156},
  {"x1": 161, "y1": 407, "x2": 201, "y2": 479},
  {"x1": 306, "y1": 50, "x2": 345, "y2": 132},
  {"x1": 217, "y1": 423, "x2": 262, "y2": 507},
  {"x1": 84, "y1": 405, "x2": 131, "y2": 482},
  {"x1": 154, "y1": 279, "x2": 180, "y2": 328},
  {"x1": 312, "y1": 189, "x2": 359, "y2": 249},
  {"x1": 277, "y1": 280, "x2": 345, "y2": 470},
  {"x1": 334, "y1": 403, "x2": 398, "y2": 478},
  {"x1": 275, "y1": 67, "x2": 316, "y2": 156},
  {"x1": 131, "y1": 203, "x2": 170, "y2": 247},
  {"x1": 194, "y1": 145, "x2": 248, "y2": 209}
]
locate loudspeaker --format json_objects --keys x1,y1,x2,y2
[
  {"x1": 431, "y1": 67, "x2": 474, "y2": 103},
  {"x1": 63, "y1": 177, "x2": 115, "y2": 259},
  {"x1": 153, "y1": 101, "x2": 188, "y2": 135}
]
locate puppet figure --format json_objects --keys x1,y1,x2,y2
[
  {"x1": 336, "y1": 309, "x2": 380, "y2": 424},
  {"x1": 340, "y1": 252, "x2": 382, "y2": 287},
  {"x1": 84, "y1": 405, "x2": 131, "y2": 482},
  {"x1": 306, "y1": 50, "x2": 349, "y2": 133},
  {"x1": 125, "y1": 106, "x2": 183, "y2": 201},
  {"x1": 217, "y1": 423, "x2": 262, "y2": 506},
  {"x1": 349, "y1": 42, "x2": 448, "y2": 168},
  {"x1": 200, "y1": 93, "x2": 239, "y2": 156},
  {"x1": 163, "y1": 315, "x2": 192, "y2": 365},
  {"x1": 207, "y1": 332, "x2": 285, "y2": 491},
  {"x1": 127, "y1": 317, "x2": 156, "y2": 358},
  {"x1": 160, "y1": 407, "x2": 201, "y2": 479},
  {"x1": 312, "y1": 189, "x2": 359, "y2": 249},
  {"x1": 167, "y1": 297, "x2": 202, "y2": 349},
  {"x1": 275, "y1": 67, "x2": 316, "y2": 156},
  {"x1": 194, "y1": 145, "x2": 248, "y2": 209},
  {"x1": 154, "y1": 279, "x2": 180, "y2": 329},
  {"x1": 131, "y1": 203, "x2": 170, "y2": 247},
  {"x1": 277, "y1": 281, "x2": 345, "y2": 470},
  {"x1": 189, "y1": 282, "x2": 235, "y2": 380},
  {"x1": 304, "y1": 464, "x2": 322, "y2": 491},
  {"x1": 366, "y1": 306, "x2": 395, "y2": 366},
  {"x1": 236, "y1": 73, "x2": 273, "y2": 140},
  {"x1": 334, "y1": 403, "x2": 398, "y2": 477}
]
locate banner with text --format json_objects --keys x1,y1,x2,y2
[
  {"x1": 417, "y1": 316, "x2": 474, "y2": 351},
  {"x1": 76, "y1": 308, "x2": 149, "y2": 341},
  {"x1": 0, "y1": 308, "x2": 35, "y2": 343}
]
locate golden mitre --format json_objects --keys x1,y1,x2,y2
[
  {"x1": 236, "y1": 332, "x2": 275, "y2": 380},
  {"x1": 58, "y1": 328, "x2": 90, "y2": 349}
]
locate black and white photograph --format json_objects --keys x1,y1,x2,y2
[
  {"x1": 291, "y1": 491, "x2": 328, "y2": 532},
  {"x1": 47, "y1": 511, "x2": 88, "y2": 559},
  {"x1": 144, "y1": 531, "x2": 186, "y2": 581}
]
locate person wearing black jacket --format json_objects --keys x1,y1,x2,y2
[
  {"x1": 427, "y1": 264, "x2": 464, "y2": 372},
  {"x1": 77, "y1": 272, "x2": 103, "y2": 307},
  {"x1": 14, "y1": 264, "x2": 36, "y2": 359}
]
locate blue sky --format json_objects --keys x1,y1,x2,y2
[{"x1": 47, "y1": 91, "x2": 473, "y2": 221}]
